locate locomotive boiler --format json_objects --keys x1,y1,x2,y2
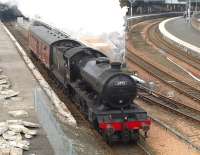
[
  {"x1": 29, "y1": 24, "x2": 151, "y2": 143},
  {"x1": 78, "y1": 57, "x2": 137, "y2": 108}
]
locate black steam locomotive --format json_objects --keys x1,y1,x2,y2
[{"x1": 29, "y1": 25, "x2": 151, "y2": 143}]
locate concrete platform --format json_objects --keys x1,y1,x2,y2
[
  {"x1": 0, "y1": 23, "x2": 54, "y2": 154},
  {"x1": 159, "y1": 17, "x2": 200, "y2": 58},
  {"x1": 165, "y1": 17, "x2": 200, "y2": 47}
]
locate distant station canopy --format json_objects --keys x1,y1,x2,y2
[
  {"x1": 178, "y1": 0, "x2": 200, "y2": 2},
  {"x1": 141, "y1": 0, "x2": 200, "y2": 3}
]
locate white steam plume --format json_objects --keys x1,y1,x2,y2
[
  {"x1": 0, "y1": 0, "x2": 18, "y2": 6},
  {"x1": 22, "y1": 0, "x2": 126, "y2": 35},
  {"x1": 2, "y1": 0, "x2": 128, "y2": 62}
]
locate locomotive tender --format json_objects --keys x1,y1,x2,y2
[{"x1": 28, "y1": 25, "x2": 151, "y2": 143}]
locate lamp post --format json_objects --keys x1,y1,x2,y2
[
  {"x1": 196, "y1": 0, "x2": 198, "y2": 12},
  {"x1": 188, "y1": 0, "x2": 191, "y2": 22},
  {"x1": 131, "y1": 2, "x2": 133, "y2": 16},
  {"x1": 128, "y1": 0, "x2": 136, "y2": 16}
]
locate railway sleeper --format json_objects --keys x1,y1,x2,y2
[{"x1": 102, "y1": 129, "x2": 140, "y2": 145}]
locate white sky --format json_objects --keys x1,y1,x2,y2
[{"x1": 1, "y1": 0, "x2": 127, "y2": 36}]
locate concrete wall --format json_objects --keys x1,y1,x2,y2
[{"x1": 127, "y1": 12, "x2": 183, "y2": 28}]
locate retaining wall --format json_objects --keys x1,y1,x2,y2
[{"x1": 127, "y1": 12, "x2": 183, "y2": 27}]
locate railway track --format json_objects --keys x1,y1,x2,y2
[
  {"x1": 147, "y1": 22, "x2": 200, "y2": 71},
  {"x1": 5, "y1": 22, "x2": 154, "y2": 155},
  {"x1": 127, "y1": 20, "x2": 200, "y2": 106},
  {"x1": 128, "y1": 20, "x2": 200, "y2": 151},
  {"x1": 113, "y1": 136, "x2": 154, "y2": 155},
  {"x1": 127, "y1": 51, "x2": 200, "y2": 105},
  {"x1": 137, "y1": 90, "x2": 200, "y2": 151},
  {"x1": 138, "y1": 91, "x2": 200, "y2": 122}
]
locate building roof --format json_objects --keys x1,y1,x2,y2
[{"x1": 30, "y1": 25, "x2": 69, "y2": 45}]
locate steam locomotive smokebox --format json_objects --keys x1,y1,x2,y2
[{"x1": 80, "y1": 57, "x2": 137, "y2": 108}]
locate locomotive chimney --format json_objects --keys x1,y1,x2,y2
[{"x1": 111, "y1": 62, "x2": 121, "y2": 69}]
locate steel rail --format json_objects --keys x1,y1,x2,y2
[
  {"x1": 127, "y1": 51, "x2": 200, "y2": 103},
  {"x1": 138, "y1": 92, "x2": 200, "y2": 122},
  {"x1": 147, "y1": 22, "x2": 200, "y2": 72}
]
